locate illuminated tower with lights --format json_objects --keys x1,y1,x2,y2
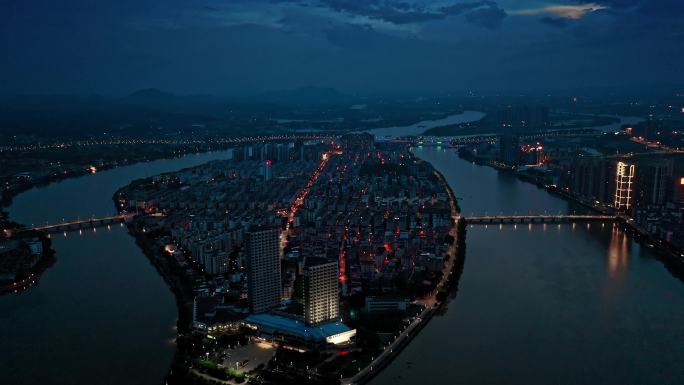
[
  {"x1": 614, "y1": 161, "x2": 635, "y2": 210},
  {"x1": 303, "y1": 257, "x2": 339, "y2": 326}
]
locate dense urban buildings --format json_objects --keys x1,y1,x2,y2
[
  {"x1": 103, "y1": 132, "x2": 459, "y2": 382},
  {"x1": 3, "y1": 1, "x2": 684, "y2": 384},
  {"x1": 3, "y1": 97, "x2": 684, "y2": 385},
  {"x1": 459, "y1": 106, "x2": 684, "y2": 256}
]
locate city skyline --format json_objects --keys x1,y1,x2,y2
[{"x1": 2, "y1": 1, "x2": 684, "y2": 385}]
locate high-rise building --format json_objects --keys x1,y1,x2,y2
[
  {"x1": 262, "y1": 160, "x2": 273, "y2": 182},
  {"x1": 276, "y1": 143, "x2": 290, "y2": 162},
  {"x1": 204, "y1": 252, "x2": 229, "y2": 275},
  {"x1": 246, "y1": 227, "x2": 281, "y2": 313},
  {"x1": 570, "y1": 157, "x2": 615, "y2": 204},
  {"x1": 265, "y1": 142, "x2": 278, "y2": 161},
  {"x1": 635, "y1": 159, "x2": 673, "y2": 207},
  {"x1": 233, "y1": 146, "x2": 248, "y2": 162},
  {"x1": 675, "y1": 176, "x2": 684, "y2": 204},
  {"x1": 614, "y1": 161, "x2": 636, "y2": 210},
  {"x1": 294, "y1": 140, "x2": 305, "y2": 161},
  {"x1": 496, "y1": 106, "x2": 549, "y2": 166},
  {"x1": 303, "y1": 257, "x2": 339, "y2": 326},
  {"x1": 499, "y1": 126, "x2": 520, "y2": 165}
]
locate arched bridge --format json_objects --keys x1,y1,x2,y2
[
  {"x1": 25, "y1": 214, "x2": 136, "y2": 234},
  {"x1": 462, "y1": 214, "x2": 619, "y2": 225}
]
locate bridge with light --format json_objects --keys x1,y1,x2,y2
[
  {"x1": 20, "y1": 214, "x2": 136, "y2": 234},
  {"x1": 461, "y1": 214, "x2": 619, "y2": 225}
]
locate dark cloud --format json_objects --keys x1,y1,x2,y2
[
  {"x1": 584, "y1": 0, "x2": 684, "y2": 38},
  {"x1": 324, "y1": 23, "x2": 393, "y2": 49},
  {"x1": 313, "y1": 0, "x2": 506, "y2": 28},
  {"x1": 464, "y1": 3, "x2": 507, "y2": 30},
  {"x1": 318, "y1": 0, "x2": 443, "y2": 24},
  {"x1": 440, "y1": 2, "x2": 493, "y2": 16},
  {"x1": 594, "y1": 0, "x2": 684, "y2": 17},
  {"x1": 0, "y1": 0, "x2": 682, "y2": 96},
  {"x1": 539, "y1": 16, "x2": 568, "y2": 28}
]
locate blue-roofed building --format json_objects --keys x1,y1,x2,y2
[{"x1": 244, "y1": 313, "x2": 356, "y2": 351}]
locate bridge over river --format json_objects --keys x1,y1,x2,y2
[
  {"x1": 20, "y1": 214, "x2": 136, "y2": 234},
  {"x1": 461, "y1": 214, "x2": 620, "y2": 224}
]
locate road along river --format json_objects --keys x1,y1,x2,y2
[{"x1": 371, "y1": 147, "x2": 684, "y2": 385}]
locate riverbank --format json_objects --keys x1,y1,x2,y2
[
  {"x1": 371, "y1": 147, "x2": 684, "y2": 385},
  {"x1": 0, "y1": 143, "x2": 240, "y2": 210},
  {"x1": 2, "y1": 147, "x2": 246, "y2": 385},
  {"x1": 366, "y1": 110, "x2": 484, "y2": 138},
  {"x1": 0, "y1": 231, "x2": 55, "y2": 295},
  {"x1": 112, "y1": 185, "x2": 206, "y2": 383},
  {"x1": 1, "y1": 133, "x2": 333, "y2": 213},
  {"x1": 349, "y1": 219, "x2": 468, "y2": 385},
  {"x1": 456, "y1": 150, "x2": 684, "y2": 271},
  {"x1": 344, "y1": 164, "x2": 467, "y2": 385},
  {"x1": 124, "y1": 219, "x2": 199, "y2": 385},
  {"x1": 0, "y1": 155, "x2": 209, "y2": 297},
  {"x1": 113, "y1": 142, "x2": 469, "y2": 385}
]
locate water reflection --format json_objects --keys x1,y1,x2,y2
[
  {"x1": 607, "y1": 226, "x2": 631, "y2": 283},
  {"x1": 2, "y1": 150, "x2": 232, "y2": 385},
  {"x1": 372, "y1": 147, "x2": 684, "y2": 385}
]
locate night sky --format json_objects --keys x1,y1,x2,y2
[{"x1": 1, "y1": 0, "x2": 682, "y2": 95}]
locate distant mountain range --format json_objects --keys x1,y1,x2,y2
[
  {"x1": 255, "y1": 86, "x2": 352, "y2": 105},
  {"x1": 0, "y1": 86, "x2": 355, "y2": 110},
  {"x1": 0, "y1": 87, "x2": 359, "y2": 137},
  {"x1": 1, "y1": 84, "x2": 681, "y2": 138},
  {"x1": 120, "y1": 88, "x2": 178, "y2": 107},
  {"x1": 116, "y1": 86, "x2": 354, "y2": 108}
]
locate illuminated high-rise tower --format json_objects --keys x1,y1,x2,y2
[
  {"x1": 303, "y1": 258, "x2": 339, "y2": 326},
  {"x1": 614, "y1": 161, "x2": 635, "y2": 210}
]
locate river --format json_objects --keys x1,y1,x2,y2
[
  {"x1": 3, "y1": 143, "x2": 683, "y2": 385},
  {"x1": 366, "y1": 111, "x2": 641, "y2": 139},
  {"x1": 367, "y1": 111, "x2": 486, "y2": 138},
  {"x1": 593, "y1": 115, "x2": 645, "y2": 133},
  {"x1": 371, "y1": 147, "x2": 684, "y2": 385},
  {"x1": 0, "y1": 150, "x2": 233, "y2": 385}
]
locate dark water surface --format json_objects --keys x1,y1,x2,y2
[
  {"x1": 1, "y1": 150, "x2": 232, "y2": 385},
  {"x1": 2, "y1": 146, "x2": 682, "y2": 385},
  {"x1": 372, "y1": 147, "x2": 684, "y2": 385}
]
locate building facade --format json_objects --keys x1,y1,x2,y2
[
  {"x1": 570, "y1": 156, "x2": 615, "y2": 204},
  {"x1": 634, "y1": 159, "x2": 673, "y2": 208},
  {"x1": 614, "y1": 161, "x2": 636, "y2": 210},
  {"x1": 246, "y1": 227, "x2": 281, "y2": 313},
  {"x1": 303, "y1": 258, "x2": 339, "y2": 326}
]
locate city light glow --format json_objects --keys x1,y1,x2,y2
[{"x1": 614, "y1": 161, "x2": 635, "y2": 210}]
